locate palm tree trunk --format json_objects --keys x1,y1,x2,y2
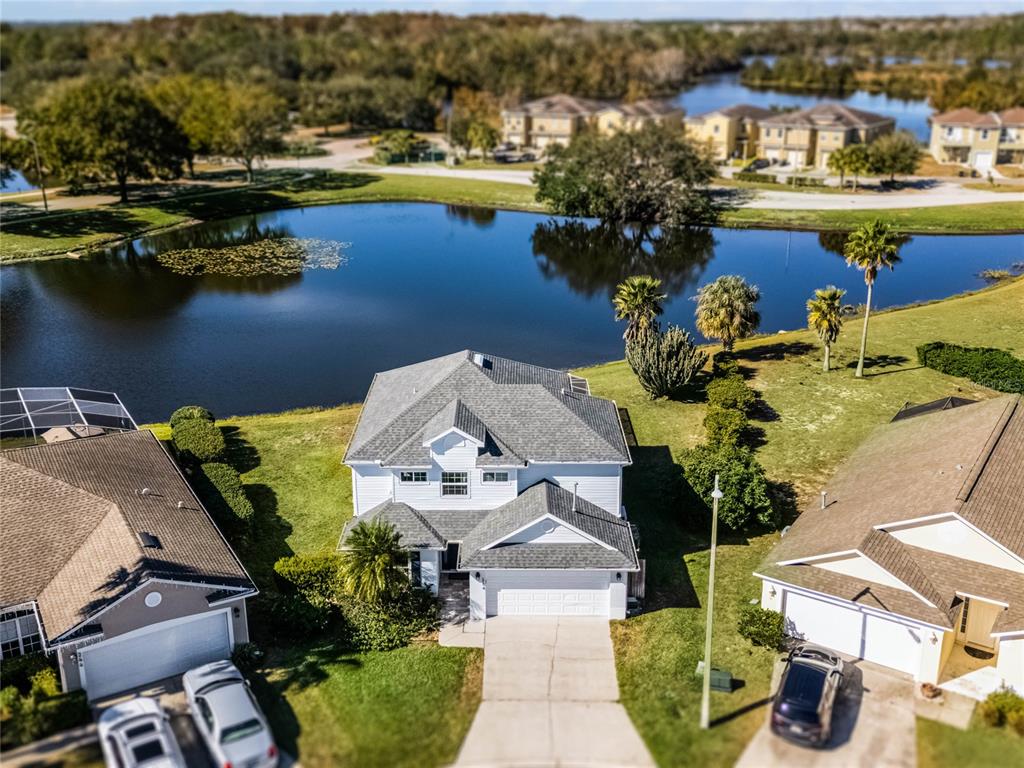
[
  {"x1": 855, "y1": 282, "x2": 873, "y2": 378},
  {"x1": 823, "y1": 343, "x2": 831, "y2": 372}
]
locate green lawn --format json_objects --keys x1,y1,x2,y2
[
  {"x1": 917, "y1": 717, "x2": 1024, "y2": 768},
  {"x1": 581, "y1": 278, "x2": 1024, "y2": 767},
  {"x1": 722, "y1": 201, "x2": 1024, "y2": 234}
]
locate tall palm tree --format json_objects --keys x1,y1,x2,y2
[
  {"x1": 844, "y1": 219, "x2": 902, "y2": 378},
  {"x1": 694, "y1": 274, "x2": 761, "y2": 351},
  {"x1": 340, "y1": 519, "x2": 408, "y2": 604},
  {"x1": 806, "y1": 286, "x2": 846, "y2": 371},
  {"x1": 613, "y1": 274, "x2": 666, "y2": 342}
]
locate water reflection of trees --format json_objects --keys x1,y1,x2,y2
[
  {"x1": 445, "y1": 205, "x2": 497, "y2": 228},
  {"x1": 104, "y1": 216, "x2": 294, "y2": 260},
  {"x1": 531, "y1": 220, "x2": 716, "y2": 299},
  {"x1": 817, "y1": 230, "x2": 913, "y2": 259}
]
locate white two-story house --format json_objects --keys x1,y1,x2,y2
[
  {"x1": 757, "y1": 395, "x2": 1024, "y2": 700},
  {"x1": 341, "y1": 350, "x2": 638, "y2": 619}
]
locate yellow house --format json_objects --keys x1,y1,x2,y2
[
  {"x1": 928, "y1": 107, "x2": 1024, "y2": 171},
  {"x1": 684, "y1": 104, "x2": 774, "y2": 161},
  {"x1": 596, "y1": 99, "x2": 683, "y2": 135},
  {"x1": 759, "y1": 103, "x2": 895, "y2": 170},
  {"x1": 500, "y1": 94, "x2": 605, "y2": 150}
]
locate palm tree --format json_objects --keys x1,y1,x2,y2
[
  {"x1": 613, "y1": 275, "x2": 666, "y2": 342},
  {"x1": 826, "y1": 146, "x2": 849, "y2": 188},
  {"x1": 694, "y1": 275, "x2": 761, "y2": 351},
  {"x1": 340, "y1": 519, "x2": 409, "y2": 604},
  {"x1": 844, "y1": 219, "x2": 902, "y2": 378},
  {"x1": 806, "y1": 286, "x2": 846, "y2": 371}
]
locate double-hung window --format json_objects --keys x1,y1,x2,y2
[
  {"x1": 441, "y1": 471, "x2": 469, "y2": 496},
  {"x1": 0, "y1": 608, "x2": 42, "y2": 659},
  {"x1": 481, "y1": 471, "x2": 509, "y2": 483},
  {"x1": 399, "y1": 471, "x2": 427, "y2": 484}
]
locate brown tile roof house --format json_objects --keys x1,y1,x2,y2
[
  {"x1": 504, "y1": 93, "x2": 607, "y2": 117},
  {"x1": 1, "y1": 430, "x2": 255, "y2": 699},
  {"x1": 759, "y1": 102, "x2": 893, "y2": 129},
  {"x1": 930, "y1": 107, "x2": 1024, "y2": 128},
  {"x1": 687, "y1": 103, "x2": 775, "y2": 122},
  {"x1": 756, "y1": 395, "x2": 1024, "y2": 696}
]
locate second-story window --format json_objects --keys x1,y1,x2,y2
[
  {"x1": 482, "y1": 471, "x2": 509, "y2": 483},
  {"x1": 981, "y1": 129, "x2": 989, "y2": 140},
  {"x1": 400, "y1": 471, "x2": 427, "y2": 483},
  {"x1": 441, "y1": 471, "x2": 469, "y2": 496}
]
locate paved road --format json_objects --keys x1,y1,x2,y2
[
  {"x1": 454, "y1": 616, "x2": 654, "y2": 768},
  {"x1": 735, "y1": 656, "x2": 917, "y2": 768}
]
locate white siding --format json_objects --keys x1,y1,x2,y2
[
  {"x1": 997, "y1": 635, "x2": 1024, "y2": 694},
  {"x1": 813, "y1": 554, "x2": 914, "y2": 592},
  {"x1": 517, "y1": 463, "x2": 623, "y2": 516},
  {"x1": 885, "y1": 517, "x2": 1024, "y2": 575},
  {"x1": 352, "y1": 465, "x2": 393, "y2": 515},
  {"x1": 394, "y1": 466, "x2": 519, "y2": 510}
]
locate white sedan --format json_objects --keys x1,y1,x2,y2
[
  {"x1": 98, "y1": 697, "x2": 185, "y2": 768},
  {"x1": 182, "y1": 660, "x2": 278, "y2": 768}
]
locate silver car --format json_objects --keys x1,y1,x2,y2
[
  {"x1": 98, "y1": 697, "x2": 185, "y2": 768},
  {"x1": 182, "y1": 660, "x2": 278, "y2": 768}
]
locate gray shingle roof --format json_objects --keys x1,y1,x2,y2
[
  {"x1": 459, "y1": 481, "x2": 638, "y2": 570},
  {"x1": 341, "y1": 501, "x2": 445, "y2": 549},
  {"x1": 345, "y1": 351, "x2": 630, "y2": 467},
  {"x1": 1, "y1": 431, "x2": 254, "y2": 641}
]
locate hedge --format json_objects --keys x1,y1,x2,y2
[
  {"x1": 274, "y1": 553, "x2": 343, "y2": 608},
  {"x1": 706, "y1": 374, "x2": 757, "y2": 414},
  {"x1": 703, "y1": 405, "x2": 747, "y2": 447},
  {"x1": 916, "y1": 342, "x2": 1024, "y2": 394},
  {"x1": 979, "y1": 687, "x2": 1024, "y2": 730},
  {"x1": 169, "y1": 405, "x2": 215, "y2": 430},
  {"x1": 738, "y1": 605, "x2": 786, "y2": 649},
  {"x1": 786, "y1": 175, "x2": 825, "y2": 187},
  {"x1": 0, "y1": 686, "x2": 90, "y2": 749},
  {"x1": 199, "y1": 462, "x2": 254, "y2": 528},
  {"x1": 172, "y1": 417, "x2": 226, "y2": 463},
  {"x1": 735, "y1": 171, "x2": 777, "y2": 183}
]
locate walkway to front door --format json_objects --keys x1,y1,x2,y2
[{"x1": 454, "y1": 616, "x2": 653, "y2": 767}]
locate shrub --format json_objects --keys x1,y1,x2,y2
[
  {"x1": 172, "y1": 417, "x2": 226, "y2": 463},
  {"x1": 738, "y1": 605, "x2": 785, "y2": 649},
  {"x1": 735, "y1": 171, "x2": 777, "y2": 183},
  {"x1": 169, "y1": 405, "x2": 215, "y2": 429},
  {"x1": 274, "y1": 553, "x2": 343, "y2": 608},
  {"x1": 916, "y1": 342, "x2": 1024, "y2": 393},
  {"x1": 29, "y1": 668, "x2": 59, "y2": 699},
  {"x1": 0, "y1": 654, "x2": 54, "y2": 695},
  {"x1": 979, "y1": 686, "x2": 1024, "y2": 728},
  {"x1": 1008, "y1": 708, "x2": 1024, "y2": 737},
  {"x1": 703, "y1": 405, "x2": 747, "y2": 447},
  {"x1": 706, "y1": 374, "x2": 756, "y2": 414},
  {"x1": 199, "y1": 463, "x2": 254, "y2": 528},
  {"x1": 626, "y1": 325, "x2": 708, "y2": 399},
  {"x1": 0, "y1": 689, "x2": 89, "y2": 749},
  {"x1": 785, "y1": 175, "x2": 825, "y2": 187},
  {"x1": 711, "y1": 352, "x2": 740, "y2": 378},
  {"x1": 340, "y1": 588, "x2": 439, "y2": 652},
  {"x1": 0, "y1": 686, "x2": 19, "y2": 720},
  {"x1": 254, "y1": 592, "x2": 336, "y2": 639},
  {"x1": 231, "y1": 643, "x2": 265, "y2": 674},
  {"x1": 680, "y1": 443, "x2": 777, "y2": 529}
]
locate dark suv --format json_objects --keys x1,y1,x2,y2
[{"x1": 770, "y1": 644, "x2": 845, "y2": 747}]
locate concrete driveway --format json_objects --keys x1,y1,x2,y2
[
  {"x1": 735, "y1": 657, "x2": 916, "y2": 768},
  {"x1": 454, "y1": 616, "x2": 653, "y2": 767}
]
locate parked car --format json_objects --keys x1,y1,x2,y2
[
  {"x1": 770, "y1": 644, "x2": 845, "y2": 747},
  {"x1": 744, "y1": 158, "x2": 770, "y2": 172},
  {"x1": 98, "y1": 697, "x2": 186, "y2": 768},
  {"x1": 183, "y1": 660, "x2": 278, "y2": 768}
]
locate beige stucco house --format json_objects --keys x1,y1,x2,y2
[
  {"x1": 595, "y1": 99, "x2": 683, "y2": 135},
  {"x1": 928, "y1": 107, "x2": 1024, "y2": 171},
  {"x1": 758, "y1": 103, "x2": 895, "y2": 170},
  {"x1": 684, "y1": 103, "x2": 775, "y2": 161}
]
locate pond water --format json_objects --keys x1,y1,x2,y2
[
  {"x1": 678, "y1": 70, "x2": 934, "y2": 140},
  {"x1": 2, "y1": 203, "x2": 1021, "y2": 422}
]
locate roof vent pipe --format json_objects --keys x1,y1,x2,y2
[
  {"x1": 572, "y1": 482, "x2": 579, "y2": 512},
  {"x1": 820, "y1": 491, "x2": 828, "y2": 510},
  {"x1": 140, "y1": 487, "x2": 151, "y2": 496}
]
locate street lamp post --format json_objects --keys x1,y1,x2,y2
[{"x1": 700, "y1": 474, "x2": 724, "y2": 730}]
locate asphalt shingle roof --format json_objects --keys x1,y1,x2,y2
[
  {"x1": 759, "y1": 102, "x2": 894, "y2": 129},
  {"x1": 345, "y1": 351, "x2": 630, "y2": 467},
  {"x1": 1, "y1": 431, "x2": 254, "y2": 641}
]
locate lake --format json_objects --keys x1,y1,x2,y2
[{"x1": 2, "y1": 203, "x2": 1021, "y2": 422}]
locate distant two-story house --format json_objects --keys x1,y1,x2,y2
[
  {"x1": 501, "y1": 94, "x2": 682, "y2": 151},
  {"x1": 928, "y1": 107, "x2": 1024, "y2": 171},
  {"x1": 341, "y1": 351, "x2": 639, "y2": 620},
  {"x1": 758, "y1": 103, "x2": 895, "y2": 170},
  {"x1": 684, "y1": 103, "x2": 775, "y2": 161},
  {"x1": 757, "y1": 395, "x2": 1024, "y2": 699}
]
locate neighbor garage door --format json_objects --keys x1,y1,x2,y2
[
  {"x1": 488, "y1": 571, "x2": 609, "y2": 617},
  {"x1": 80, "y1": 611, "x2": 231, "y2": 700},
  {"x1": 974, "y1": 151, "x2": 994, "y2": 171},
  {"x1": 782, "y1": 590, "x2": 923, "y2": 676}
]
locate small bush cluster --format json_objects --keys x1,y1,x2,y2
[
  {"x1": 785, "y1": 176, "x2": 825, "y2": 187},
  {"x1": 703, "y1": 365, "x2": 758, "y2": 448},
  {"x1": 274, "y1": 553, "x2": 343, "y2": 609},
  {"x1": 169, "y1": 405, "x2": 215, "y2": 429},
  {"x1": 172, "y1": 416, "x2": 226, "y2": 463},
  {"x1": 199, "y1": 462, "x2": 254, "y2": 530},
  {"x1": 735, "y1": 171, "x2": 777, "y2": 183},
  {"x1": 340, "y1": 588, "x2": 439, "y2": 651},
  {"x1": 0, "y1": 653, "x2": 53, "y2": 694},
  {"x1": 703, "y1": 406, "x2": 748, "y2": 446},
  {"x1": 706, "y1": 374, "x2": 757, "y2": 414},
  {"x1": 231, "y1": 643, "x2": 265, "y2": 674},
  {"x1": 979, "y1": 687, "x2": 1024, "y2": 736},
  {"x1": 0, "y1": 667, "x2": 90, "y2": 749},
  {"x1": 625, "y1": 325, "x2": 708, "y2": 399},
  {"x1": 916, "y1": 342, "x2": 1024, "y2": 394},
  {"x1": 681, "y1": 442, "x2": 777, "y2": 529},
  {"x1": 738, "y1": 605, "x2": 786, "y2": 649}
]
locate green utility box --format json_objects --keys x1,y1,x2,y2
[{"x1": 694, "y1": 660, "x2": 733, "y2": 692}]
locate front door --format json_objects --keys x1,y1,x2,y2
[
  {"x1": 958, "y1": 597, "x2": 1002, "y2": 649},
  {"x1": 442, "y1": 543, "x2": 460, "y2": 572}
]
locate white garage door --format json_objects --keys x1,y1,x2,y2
[
  {"x1": 783, "y1": 590, "x2": 922, "y2": 675},
  {"x1": 488, "y1": 571, "x2": 609, "y2": 617},
  {"x1": 788, "y1": 150, "x2": 805, "y2": 168},
  {"x1": 974, "y1": 151, "x2": 994, "y2": 170},
  {"x1": 81, "y1": 611, "x2": 231, "y2": 700}
]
